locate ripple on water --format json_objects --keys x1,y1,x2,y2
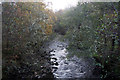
[{"x1": 49, "y1": 40, "x2": 93, "y2": 78}]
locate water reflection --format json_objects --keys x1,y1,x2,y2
[{"x1": 49, "y1": 40, "x2": 87, "y2": 78}]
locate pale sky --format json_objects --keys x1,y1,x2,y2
[{"x1": 44, "y1": 0, "x2": 79, "y2": 12}]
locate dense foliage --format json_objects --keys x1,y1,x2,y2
[
  {"x1": 2, "y1": 1, "x2": 120, "y2": 79},
  {"x1": 2, "y1": 2, "x2": 56, "y2": 79},
  {"x1": 55, "y1": 2, "x2": 120, "y2": 78}
]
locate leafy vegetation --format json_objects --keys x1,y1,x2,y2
[
  {"x1": 55, "y1": 2, "x2": 120, "y2": 78},
  {"x1": 2, "y1": 1, "x2": 120, "y2": 79},
  {"x1": 2, "y1": 2, "x2": 56, "y2": 79}
]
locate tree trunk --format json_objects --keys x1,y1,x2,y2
[{"x1": 111, "y1": 37, "x2": 115, "y2": 51}]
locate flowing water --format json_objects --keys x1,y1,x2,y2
[{"x1": 48, "y1": 38, "x2": 95, "y2": 78}]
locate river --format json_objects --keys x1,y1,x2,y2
[{"x1": 48, "y1": 37, "x2": 96, "y2": 78}]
